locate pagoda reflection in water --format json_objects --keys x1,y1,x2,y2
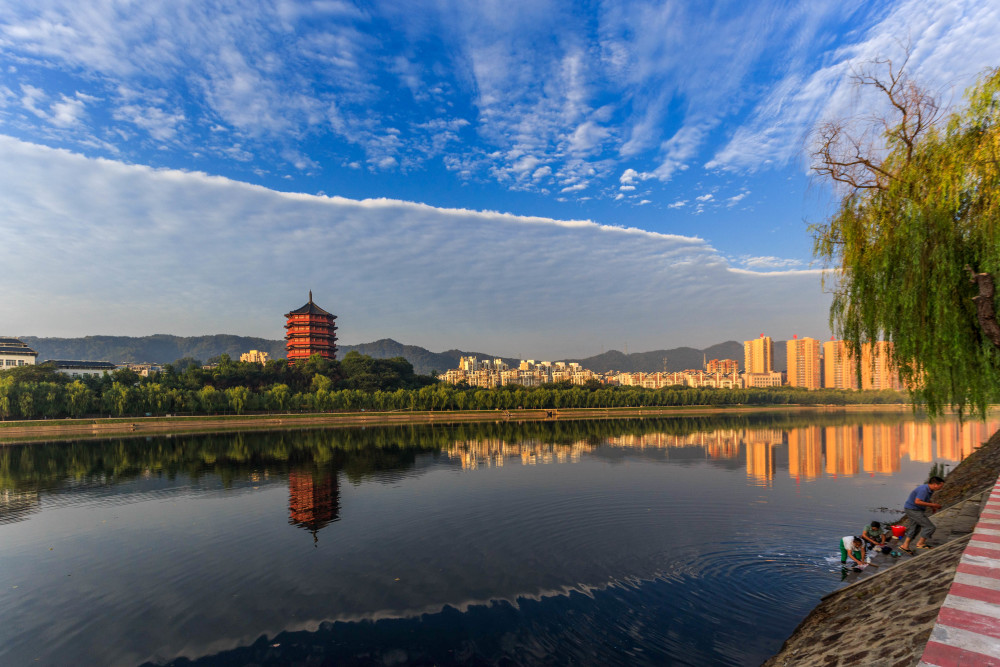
[{"x1": 288, "y1": 469, "x2": 341, "y2": 544}]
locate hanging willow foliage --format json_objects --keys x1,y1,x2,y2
[{"x1": 812, "y1": 63, "x2": 1000, "y2": 418}]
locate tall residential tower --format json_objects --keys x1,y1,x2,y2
[
  {"x1": 787, "y1": 336, "x2": 821, "y2": 389},
  {"x1": 743, "y1": 335, "x2": 773, "y2": 374}
]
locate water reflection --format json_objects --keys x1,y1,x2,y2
[
  {"x1": 0, "y1": 412, "x2": 997, "y2": 666},
  {"x1": 288, "y1": 469, "x2": 340, "y2": 540},
  {"x1": 438, "y1": 417, "x2": 999, "y2": 487}
]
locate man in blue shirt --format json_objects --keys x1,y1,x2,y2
[{"x1": 900, "y1": 476, "x2": 945, "y2": 552}]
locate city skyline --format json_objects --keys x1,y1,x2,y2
[{"x1": 2, "y1": 2, "x2": 999, "y2": 359}]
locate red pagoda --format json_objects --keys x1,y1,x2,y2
[{"x1": 284, "y1": 291, "x2": 338, "y2": 364}]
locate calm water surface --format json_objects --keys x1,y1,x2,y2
[{"x1": 1, "y1": 411, "x2": 996, "y2": 666}]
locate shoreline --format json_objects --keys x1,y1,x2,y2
[
  {"x1": 764, "y1": 425, "x2": 1000, "y2": 666},
  {"x1": 0, "y1": 403, "x2": 914, "y2": 445}
]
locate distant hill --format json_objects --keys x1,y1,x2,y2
[
  {"x1": 344, "y1": 339, "x2": 518, "y2": 376},
  {"x1": 19, "y1": 335, "x2": 514, "y2": 376},
  {"x1": 21, "y1": 334, "x2": 288, "y2": 367},
  {"x1": 19, "y1": 335, "x2": 783, "y2": 376},
  {"x1": 568, "y1": 341, "x2": 746, "y2": 373}
]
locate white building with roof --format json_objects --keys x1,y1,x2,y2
[
  {"x1": 0, "y1": 338, "x2": 38, "y2": 368},
  {"x1": 47, "y1": 360, "x2": 118, "y2": 377}
]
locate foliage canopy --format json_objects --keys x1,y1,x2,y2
[{"x1": 812, "y1": 61, "x2": 1000, "y2": 417}]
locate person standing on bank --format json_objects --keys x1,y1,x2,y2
[{"x1": 900, "y1": 476, "x2": 945, "y2": 553}]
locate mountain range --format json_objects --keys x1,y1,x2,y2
[{"x1": 18, "y1": 335, "x2": 789, "y2": 376}]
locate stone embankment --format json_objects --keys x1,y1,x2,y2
[
  {"x1": 0, "y1": 404, "x2": 900, "y2": 445},
  {"x1": 765, "y1": 429, "x2": 1000, "y2": 667}
]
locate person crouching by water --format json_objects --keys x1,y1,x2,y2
[
  {"x1": 862, "y1": 520, "x2": 893, "y2": 555},
  {"x1": 900, "y1": 476, "x2": 945, "y2": 553},
  {"x1": 840, "y1": 536, "x2": 867, "y2": 571}
]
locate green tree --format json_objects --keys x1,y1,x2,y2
[
  {"x1": 66, "y1": 380, "x2": 94, "y2": 418},
  {"x1": 103, "y1": 382, "x2": 131, "y2": 417},
  {"x1": 266, "y1": 384, "x2": 291, "y2": 412},
  {"x1": 226, "y1": 386, "x2": 250, "y2": 415},
  {"x1": 0, "y1": 377, "x2": 13, "y2": 419},
  {"x1": 812, "y1": 60, "x2": 1000, "y2": 416}
]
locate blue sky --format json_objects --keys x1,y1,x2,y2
[{"x1": 2, "y1": 0, "x2": 999, "y2": 358}]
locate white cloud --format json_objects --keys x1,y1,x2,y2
[
  {"x1": 668, "y1": 200, "x2": 687, "y2": 209},
  {"x1": 113, "y1": 102, "x2": 184, "y2": 141},
  {"x1": 739, "y1": 255, "x2": 805, "y2": 270},
  {"x1": 0, "y1": 137, "x2": 832, "y2": 356},
  {"x1": 619, "y1": 185, "x2": 635, "y2": 192},
  {"x1": 569, "y1": 120, "x2": 610, "y2": 154},
  {"x1": 619, "y1": 168, "x2": 651, "y2": 184},
  {"x1": 695, "y1": 194, "x2": 713, "y2": 202},
  {"x1": 49, "y1": 94, "x2": 87, "y2": 127},
  {"x1": 727, "y1": 192, "x2": 749, "y2": 205},
  {"x1": 19, "y1": 84, "x2": 48, "y2": 119},
  {"x1": 532, "y1": 165, "x2": 552, "y2": 180},
  {"x1": 708, "y1": 0, "x2": 1000, "y2": 172}
]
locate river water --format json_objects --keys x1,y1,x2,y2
[{"x1": 1, "y1": 411, "x2": 996, "y2": 666}]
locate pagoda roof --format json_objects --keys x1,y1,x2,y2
[{"x1": 285, "y1": 291, "x2": 335, "y2": 318}]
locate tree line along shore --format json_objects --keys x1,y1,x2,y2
[{"x1": 0, "y1": 351, "x2": 907, "y2": 422}]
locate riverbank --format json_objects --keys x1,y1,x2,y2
[
  {"x1": 0, "y1": 403, "x2": 913, "y2": 445},
  {"x1": 764, "y1": 427, "x2": 1000, "y2": 666}
]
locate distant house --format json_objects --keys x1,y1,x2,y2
[
  {"x1": 240, "y1": 350, "x2": 270, "y2": 363},
  {"x1": 123, "y1": 363, "x2": 162, "y2": 377},
  {"x1": 0, "y1": 338, "x2": 38, "y2": 368},
  {"x1": 46, "y1": 360, "x2": 118, "y2": 377}
]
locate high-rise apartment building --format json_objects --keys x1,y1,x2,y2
[
  {"x1": 823, "y1": 339, "x2": 859, "y2": 389},
  {"x1": 787, "y1": 336, "x2": 821, "y2": 389},
  {"x1": 860, "y1": 341, "x2": 901, "y2": 391},
  {"x1": 743, "y1": 336, "x2": 773, "y2": 374},
  {"x1": 823, "y1": 339, "x2": 900, "y2": 390}
]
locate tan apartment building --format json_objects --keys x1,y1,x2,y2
[
  {"x1": 860, "y1": 341, "x2": 901, "y2": 390},
  {"x1": 823, "y1": 340, "x2": 901, "y2": 390},
  {"x1": 706, "y1": 358, "x2": 739, "y2": 374},
  {"x1": 743, "y1": 336, "x2": 773, "y2": 374},
  {"x1": 823, "y1": 339, "x2": 859, "y2": 389},
  {"x1": 787, "y1": 336, "x2": 821, "y2": 389}
]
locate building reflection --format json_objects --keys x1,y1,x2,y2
[
  {"x1": 0, "y1": 488, "x2": 40, "y2": 525},
  {"x1": 745, "y1": 430, "x2": 783, "y2": 485},
  {"x1": 824, "y1": 425, "x2": 859, "y2": 476},
  {"x1": 861, "y1": 424, "x2": 901, "y2": 474},
  {"x1": 788, "y1": 426, "x2": 823, "y2": 481},
  {"x1": 288, "y1": 469, "x2": 340, "y2": 543},
  {"x1": 439, "y1": 418, "x2": 999, "y2": 485},
  {"x1": 904, "y1": 422, "x2": 933, "y2": 463}
]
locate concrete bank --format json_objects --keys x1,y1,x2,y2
[
  {"x1": 0, "y1": 403, "x2": 907, "y2": 445},
  {"x1": 765, "y1": 429, "x2": 1000, "y2": 667}
]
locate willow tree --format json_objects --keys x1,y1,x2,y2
[{"x1": 812, "y1": 58, "x2": 1000, "y2": 417}]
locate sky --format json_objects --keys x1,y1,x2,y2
[{"x1": 2, "y1": 0, "x2": 999, "y2": 359}]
